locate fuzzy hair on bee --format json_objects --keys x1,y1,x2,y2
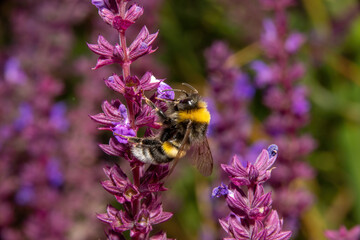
[{"x1": 126, "y1": 83, "x2": 213, "y2": 176}]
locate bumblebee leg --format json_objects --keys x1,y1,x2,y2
[
  {"x1": 114, "y1": 133, "x2": 142, "y2": 144},
  {"x1": 155, "y1": 97, "x2": 175, "y2": 103},
  {"x1": 142, "y1": 95, "x2": 172, "y2": 123}
]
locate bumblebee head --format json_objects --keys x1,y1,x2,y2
[
  {"x1": 165, "y1": 83, "x2": 207, "y2": 111},
  {"x1": 177, "y1": 93, "x2": 203, "y2": 110}
]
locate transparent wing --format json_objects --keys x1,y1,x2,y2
[{"x1": 190, "y1": 138, "x2": 213, "y2": 176}]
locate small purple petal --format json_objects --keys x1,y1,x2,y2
[
  {"x1": 267, "y1": 144, "x2": 278, "y2": 158},
  {"x1": 4, "y1": 57, "x2": 27, "y2": 84},
  {"x1": 47, "y1": 158, "x2": 64, "y2": 187},
  {"x1": 285, "y1": 32, "x2": 305, "y2": 53},
  {"x1": 14, "y1": 103, "x2": 33, "y2": 130},
  {"x1": 92, "y1": 0, "x2": 105, "y2": 9},
  {"x1": 112, "y1": 124, "x2": 136, "y2": 144},
  {"x1": 157, "y1": 82, "x2": 174, "y2": 100},
  {"x1": 212, "y1": 183, "x2": 229, "y2": 198},
  {"x1": 251, "y1": 61, "x2": 275, "y2": 87},
  {"x1": 50, "y1": 102, "x2": 69, "y2": 132},
  {"x1": 291, "y1": 86, "x2": 310, "y2": 116},
  {"x1": 15, "y1": 185, "x2": 34, "y2": 205}
]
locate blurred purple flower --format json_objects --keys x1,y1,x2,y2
[
  {"x1": 4, "y1": 57, "x2": 27, "y2": 84},
  {"x1": 255, "y1": 1, "x2": 315, "y2": 233},
  {"x1": 205, "y1": 41, "x2": 232, "y2": 70},
  {"x1": 325, "y1": 225, "x2": 360, "y2": 240},
  {"x1": 14, "y1": 102, "x2": 33, "y2": 130},
  {"x1": 291, "y1": 86, "x2": 310, "y2": 116},
  {"x1": 285, "y1": 33, "x2": 305, "y2": 54},
  {"x1": 205, "y1": 41, "x2": 254, "y2": 170},
  {"x1": 261, "y1": 19, "x2": 281, "y2": 58},
  {"x1": 46, "y1": 158, "x2": 64, "y2": 187},
  {"x1": 15, "y1": 185, "x2": 34, "y2": 205},
  {"x1": 234, "y1": 74, "x2": 255, "y2": 100},
  {"x1": 50, "y1": 102, "x2": 69, "y2": 132},
  {"x1": 251, "y1": 61, "x2": 278, "y2": 87}
]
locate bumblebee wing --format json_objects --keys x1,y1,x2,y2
[
  {"x1": 168, "y1": 121, "x2": 192, "y2": 176},
  {"x1": 190, "y1": 138, "x2": 213, "y2": 176}
]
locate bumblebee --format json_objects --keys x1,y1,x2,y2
[{"x1": 127, "y1": 83, "x2": 213, "y2": 176}]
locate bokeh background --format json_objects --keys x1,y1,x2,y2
[{"x1": 1, "y1": 0, "x2": 360, "y2": 239}]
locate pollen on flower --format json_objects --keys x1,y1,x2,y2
[
  {"x1": 150, "y1": 75, "x2": 160, "y2": 84},
  {"x1": 125, "y1": 188, "x2": 137, "y2": 198},
  {"x1": 259, "y1": 207, "x2": 265, "y2": 214}
]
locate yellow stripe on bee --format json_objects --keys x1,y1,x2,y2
[
  {"x1": 178, "y1": 108, "x2": 211, "y2": 123},
  {"x1": 162, "y1": 141, "x2": 186, "y2": 158}
]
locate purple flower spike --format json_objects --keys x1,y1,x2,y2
[
  {"x1": 325, "y1": 225, "x2": 360, "y2": 240},
  {"x1": 255, "y1": 0, "x2": 315, "y2": 232},
  {"x1": 216, "y1": 147, "x2": 291, "y2": 239},
  {"x1": 89, "y1": 0, "x2": 173, "y2": 238}
]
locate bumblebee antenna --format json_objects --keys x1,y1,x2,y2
[
  {"x1": 162, "y1": 89, "x2": 189, "y2": 96},
  {"x1": 182, "y1": 83, "x2": 198, "y2": 94}
]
